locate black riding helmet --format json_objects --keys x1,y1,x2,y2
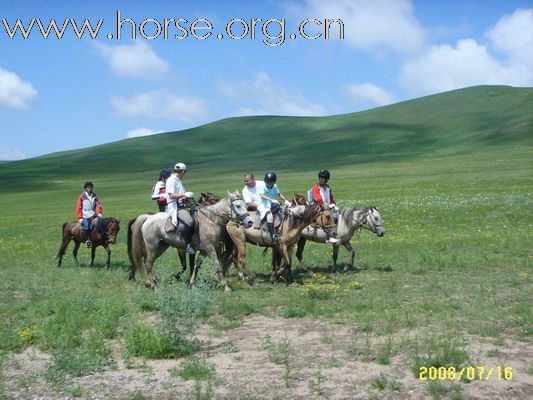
[
  {"x1": 159, "y1": 169, "x2": 171, "y2": 181},
  {"x1": 264, "y1": 171, "x2": 277, "y2": 184},
  {"x1": 318, "y1": 169, "x2": 330, "y2": 180},
  {"x1": 84, "y1": 181, "x2": 94, "y2": 189}
]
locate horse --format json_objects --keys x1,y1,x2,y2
[
  {"x1": 225, "y1": 204, "x2": 337, "y2": 283},
  {"x1": 56, "y1": 217, "x2": 121, "y2": 269},
  {"x1": 296, "y1": 206, "x2": 385, "y2": 272},
  {"x1": 129, "y1": 192, "x2": 253, "y2": 291},
  {"x1": 126, "y1": 192, "x2": 222, "y2": 282},
  {"x1": 292, "y1": 192, "x2": 309, "y2": 206}
]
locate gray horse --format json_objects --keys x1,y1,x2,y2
[
  {"x1": 296, "y1": 207, "x2": 385, "y2": 272},
  {"x1": 130, "y1": 192, "x2": 253, "y2": 291}
]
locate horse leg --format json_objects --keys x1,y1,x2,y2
[
  {"x1": 144, "y1": 251, "x2": 158, "y2": 290},
  {"x1": 226, "y1": 225, "x2": 251, "y2": 283},
  {"x1": 270, "y1": 247, "x2": 283, "y2": 283},
  {"x1": 332, "y1": 243, "x2": 340, "y2": 273},
  {"x1": 296, "y1": 237, "x2": 311, "y2": 273},
  {"x1": 73, "y1": 241, "x2": 81, "y2": 267},
  {"x1": 175, "y1": 248, "x2": 187, "y2": 281},
  {"x1": 105, "y1": 245, "x2": 111, "y2": 269},
  {"x1": 342, "y1": 241, "x2": 356, "y2": 271},
  {"x1": 215, "y1": 257, "x2": 231, "y2": 292},
  {"x1": 189, "y1": 254, "x2": 205, "y2": 288},
  {"x1": 90, "y1": 245, "x2": 96, "y2": 267},
  {"x1": 279, "y1": 245, "x2": 293, "y2": 283}
]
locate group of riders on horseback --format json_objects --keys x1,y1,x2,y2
[
  {"x1": 58, "y1": 163, "x2": 384, "y2": 288},
  {"x1": 149, "y1": 163, "x2": 340, "y2": 248}
]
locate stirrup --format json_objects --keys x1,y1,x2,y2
[
  {"x1": 185, "y1": 244, "x2": 195, "y2": 255},
  {"x1": 85, "y1": 240, "x2": 92, "y2": 248}
]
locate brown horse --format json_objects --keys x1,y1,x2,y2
[
  {"x1": 225, "y1": 204, "x2": 336, "y2": 283},
  {"x1": 57, "y1": 217, "x2": 120, "y2": 269},
  {"x1": 292, "y1": 192, "x2": 309, "y2": 206}
]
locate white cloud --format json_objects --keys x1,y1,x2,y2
[
  {"x1": 0, "y1": 147, "x2": 26, "y2": 160},
  {"x1": 290, "y1": 0, "x2": 425, "y2": 56},
  {"x1": 0, "y1": 67, "x2": 37, "y2": 109},
  {"x1": 126, "y1": 127, "x2": 165, "y2": 138},
  {"x1": 111, "y1": 90, "x2": 208, "y2": 123},
  {"x1": 400, "y1": 40, "x2": 515, "y2": 95},
  {"x1": 218, "y1": 72, "x2": 326, "y2": 116},
  {"x1": 487, "y1": 8, "x2": 533, "y2": 67},
  {"x1": 400, "y1": 7, "x2": 533, "y2": 98},
  {"x1": 93, "y1": 41, "x2": 169, "y2": 79},
  {"x1": 345, "y1": 83, "x2": 394, "y2": 107}
]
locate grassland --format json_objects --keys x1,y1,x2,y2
[{"x1": 0, "y1": 86, "x2": 531, "y2": 399}]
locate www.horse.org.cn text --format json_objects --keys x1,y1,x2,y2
[{"x1": 1, "y1": 11, "x2": 345, "y2": 47}]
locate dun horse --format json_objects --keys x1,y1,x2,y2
[
  {"x1": 56, "y1": 217, "x2": 121, "y2": 269},
  {"x1": 296, "y1": 206, "x2": 385, "y2": 272},
  {"x1": 129, "y1": 192, "x2": 252, "y2": 290},
  {"x1": 226, "y1": 204, "x2": 336, "y2": 283}
]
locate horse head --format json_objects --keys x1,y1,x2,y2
[
  {"x1": 200, "y1": 192, "x2": 221, "y2": 205},
  {"x1": 105, "y1": 218, "x2": 121, "y2": 244},
  {"x1": 227, "y1": 191, "x2": 253, "y2": 228},
  {"x1": 292, "y1": 192, "x2": 308, "y2": 206},
  {"x1": 363, "y1": 207, "x2": 385, "y2": 237},
  {"x1": 315, "y1": 203, "x2": 337, "y2": 239}
]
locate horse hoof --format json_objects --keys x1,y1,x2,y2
[{"x1": 224, "y1": 286, "x2": 232, "y2": 293}]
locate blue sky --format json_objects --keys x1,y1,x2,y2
[{"x1": 0, "y1": 0, "x2": 532, "y2": 160}]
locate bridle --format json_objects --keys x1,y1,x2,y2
[
  {"x1": 356, "y1": 208, "x2": 383, "y2": 234},
  {"x1": 199, "y1": 199, "x2": 250, "y2": 226},
  {"x1": 102, "y1": 219, "x2": 118, "y2": 244},
  {"x1": 316, "y1": 206, "x2": 337, "y2": 237}
]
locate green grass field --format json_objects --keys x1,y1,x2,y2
[{"x1": 0, "y1": 86, "x2": 531, "y2": 399}]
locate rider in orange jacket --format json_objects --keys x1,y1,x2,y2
[{"x1": 76, "y1": 181, "x2": 103, "y2": 247}]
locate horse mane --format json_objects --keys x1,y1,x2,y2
[{"x1": 299, "y1": 204, "x2": 320, "y2": 226}]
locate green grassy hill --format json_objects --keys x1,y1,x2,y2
[{"x1": 1, "y1": 85, "x2": 531, "y2": 191}]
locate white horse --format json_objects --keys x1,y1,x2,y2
[
  {"x1": 295, "y1": 207, "x2": 385, "y2": 272},
  {"x1": 130, "y1": 192, "x2": 253, "y2": 290}
]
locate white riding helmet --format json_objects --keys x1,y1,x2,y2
[{"x1": 174, "y1": 162, "x2": 187, "y2": 171}]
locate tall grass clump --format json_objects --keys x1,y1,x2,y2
[{"x1": 125, "y1": 280, "x2": 213, "y2": 359}]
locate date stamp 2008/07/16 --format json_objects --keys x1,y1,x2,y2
[{"x1": 419, "y1": 366, "x2": 513, "y2": 381}]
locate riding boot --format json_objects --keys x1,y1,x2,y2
[
  {"x1": 267, "y1": 222, "x2": 279, "y2": 244},
  {"x1": 82, "y1": 230, "x2": 92, "y2": 247}
]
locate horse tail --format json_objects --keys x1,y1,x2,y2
[
  {"x1": 56, "y1": 222, "x2": 68, "y2": 258},
  {"x1": 131, "y1": 214, "x2": 149, "y2": 278},
  {"x1": 127, "y1": 217, "x2": 137, "y2": 269}
]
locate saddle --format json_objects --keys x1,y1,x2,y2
[
  {"x1": 251, "y1": 211, "x2": 282, "y2": 231},
  {"x1": 165, "y1": 211, "x2": 195, "y2": 236},
  {"x1": 77, "y1": 216, "x2": 99, "y2": 231}
]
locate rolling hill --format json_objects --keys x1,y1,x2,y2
[{"x1": 0, "y1": 85, "x2": 531, "y2": 190}]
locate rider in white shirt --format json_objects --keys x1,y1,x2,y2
[
  {"x1": 242, "y1": 173, "x2": 264, "y2": 211},
  {"x1": 166, "y1": 162, "x2": 195, "y2": 254}
]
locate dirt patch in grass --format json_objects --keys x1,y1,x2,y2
[{"x1": 4, "y1": 315, "x2": 532, "y2": 399}]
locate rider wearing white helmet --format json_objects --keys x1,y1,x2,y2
[{"x1": 166, "y1": 162, "x2": 195, "y2": 254}]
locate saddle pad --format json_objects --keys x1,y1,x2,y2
[{"x1": 164, "y1": 217, "x2": 175, "y2": 233}]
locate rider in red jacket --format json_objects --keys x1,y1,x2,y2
[
  {"x1": 76, "y1": 181, "x2": 103, "y2": 247},
  {"x1": 312, "y1": 170, "x2": 336, "y2": 207}
]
